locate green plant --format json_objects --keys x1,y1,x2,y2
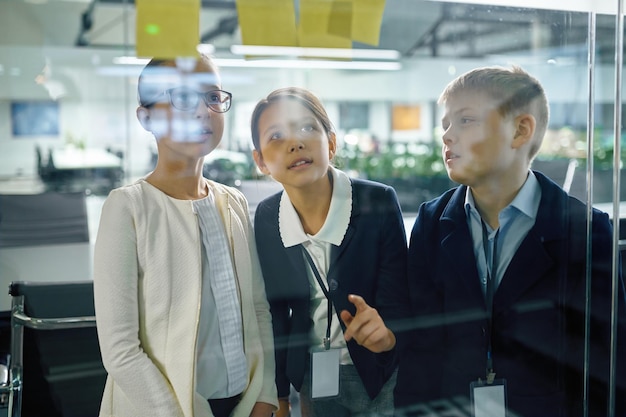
[{"x1": 335, "y1": 142, "x2": 447, "y2": 180}]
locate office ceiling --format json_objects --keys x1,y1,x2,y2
[{"x1": 6, "y1": 0, "x2": 621, "y2": 64}]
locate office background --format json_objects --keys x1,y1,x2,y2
[{"x1": 0, "y1": 0, "x2": 624, "y2": 415}]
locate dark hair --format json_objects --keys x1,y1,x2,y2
[
  {"x1": 438, "y1": 65, "x2": 549, "y2": 160},
  {"x1": 137, "y1": 54, "x2": 220, "y2": 108},
  {"x1": 250, "y1": 87, "x2": 334, "y2": 151}
]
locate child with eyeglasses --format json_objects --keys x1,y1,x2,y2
[
  {"x1": 93, "y1": 54, "x2": 278, "y2": 417},
  {"x1": 251, "y1": 87, "x2": 408, "y2": 417}
]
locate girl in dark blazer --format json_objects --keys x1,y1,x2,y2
[{"x1": 250, "y1": 87, "x2": 408, "y2": 417}]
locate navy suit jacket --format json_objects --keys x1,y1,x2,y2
[
  {"x1": 254, "y1": 178, "x2": 409, "y2": 400},
  {"x1": 396, "y1": 171, "x2": 626, "y2": 417}
]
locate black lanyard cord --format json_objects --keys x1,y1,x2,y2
[
  {"x1": 481, "y1": 220, "x2": 499, "y2": 383},
  {"x1": 301, "y1": 246, "x2": 332, "y2": 350}
]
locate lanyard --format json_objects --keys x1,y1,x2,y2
[
  {"x1": 301, "y1": 246, "x2": 332, "y2": 350},
  {"x1": 481, "y1": 220, "x2": 499, "y2": 383}
]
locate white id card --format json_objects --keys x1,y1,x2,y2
[
  {"x1": 470, "y1": 379, "x2": 507, "y2": 417},
  {"x1": 310, "y1": 348, "x2": 341, "y2": 399}
]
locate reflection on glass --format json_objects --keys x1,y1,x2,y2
[{"x1": 0, "y1": 0, "x2": 625, "y2": 416}]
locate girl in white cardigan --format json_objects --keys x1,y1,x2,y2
[{"x1": 93, "y1": 55, "x2": 277, "y2": 417}]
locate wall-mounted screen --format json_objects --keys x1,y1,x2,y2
[{"x1": 11, "y1": 101, "x2": 60, "y2": 137}]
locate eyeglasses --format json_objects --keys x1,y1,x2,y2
[{"x1": 143, "y1": 87, "x2": 232, "y2": 113}]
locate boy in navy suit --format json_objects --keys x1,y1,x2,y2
[{"x1": 396, "y1": 66, "x2": 626, "y2": 417}]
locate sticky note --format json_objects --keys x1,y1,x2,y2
[
  {"x1": 236, "y1": 0, "x2": 298, "y2": 46},
  {"x1": 136, "y1": 0, "x2": 200, "y2": 59},
  {"x1": 299, "y1": 0, "x2": 352, "y2": 48},
  {"x1": 351, "y1": 0, "x2": 386, "y2": 46}
]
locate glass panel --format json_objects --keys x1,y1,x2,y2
[{"x1": 0, "y1": 0, "x2": 623, "y2": 415}]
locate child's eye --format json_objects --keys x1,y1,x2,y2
[
  {"x1": 269, "y1": 131, "x2": 285, "y2": 140},
  {"x1": 269, "y1": 132, "x2": 283, "y2": 140},
  {"x1": 301, "y1": 124, "x2": 315, "y2": 133},
  {"x1": 460, "y1": 117, "x2": 474, "y2": 124}
]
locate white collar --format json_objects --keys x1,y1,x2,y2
[{"x1": 279, "y1": 166, "x2": 353, "y2": 248}]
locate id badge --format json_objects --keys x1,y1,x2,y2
[
  {"x1": 310, "y1": 348, "x2": 341, "y2": 399},
  {"x1": 470, "y1": 379, "x2": 507, "y2": 417}
]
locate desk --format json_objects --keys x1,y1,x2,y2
[
  {"x1": 51, "y1": 148, "x2": 122, "y2": 170},
  {"x1": 44, "y1": 148, "x2": 123, "y2": 194}
]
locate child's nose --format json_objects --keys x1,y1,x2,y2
[
  {"x1": 442, "y1": 127, "x2": 454, "y2": 144},
  {"x1": 288, "y1": 140, "x2": 305, "y2": 152}
]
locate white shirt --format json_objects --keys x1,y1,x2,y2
[{"x1": 278, "y1": 167, "x2": 353, "y2": 364}]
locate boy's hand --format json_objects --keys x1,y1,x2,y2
[{"x1": 340, "y1": 294, "x2": 396, "y2": 353}]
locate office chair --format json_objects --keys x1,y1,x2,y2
[
  {"x1": 0, "y1": 191, "x2": 89, "y2": 249},
  {"x1": 0, "y1": 192, "x2": 92, "y2": 313},
  {"x1": 0, "y1": 281, "x2": 105, "y2": 417}
]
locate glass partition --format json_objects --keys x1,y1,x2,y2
[{"x1": 0, "y1": 0, "x2": 623, "y2": 415}]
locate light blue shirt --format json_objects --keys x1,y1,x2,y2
[
  {"x1": 193, "y1": 191, "x2": 248, "y2": 399},
  {"x1": 465, "y1": 171, "x2": 542, "y2": 295}
]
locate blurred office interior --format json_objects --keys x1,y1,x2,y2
[{"x1": 0, "y1": 0, "x2": 625, "y2": 415}]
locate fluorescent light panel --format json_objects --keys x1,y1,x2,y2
[
  {"x1": 113, "y1": 56, "x2": 150, "y2": 65},
  {"x1": 230, "y1": 44, "x2": 400, "y2": 60},
  {"x1": 113, "y1": 56, "x2": 401, "y2": 71},
  {"x1": 216, "y1": 58, "x2": 401, "y2": 71}
]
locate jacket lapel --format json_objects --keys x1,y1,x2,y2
[
  {"x1": 440, "y1": 187, "x2": 486, "y2": 306},
  {"x1": 328, "y1": 187, "x2": 359, "y2": 283},
  {"x1": 213, "y1": 185, "x2": 231, "y2": 238},
  {"x1": 286, "y1": 244, "x2": 308, "y2": 275},
  {"x1": 493, "y1": 173, "x2": 569, "y2": 314}
]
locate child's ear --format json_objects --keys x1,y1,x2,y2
[
  {"x1": 252, "y1": 150, "x2": 270, "y2": 175},
  {"x1": 137, "y1": 107, "x2": 151, "y2": 131},
  {"x1": 513, "y1": 113, "x2": 536, "y2": 148},
  {"x1": 328, "y1": 132, "x2": 337, "y2": 159}
]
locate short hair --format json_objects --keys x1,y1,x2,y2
[
  {"x1": 438, "y1": 65, "x2": 549, "y2": 160},
  {"x1": 137, "y1": 54, "x2": 220, "y2": 108},
  {"x1": 250, "y1": 87, "x2": 334, "y2": 151}
]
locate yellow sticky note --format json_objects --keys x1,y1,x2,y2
[
  {"x1": 351, "y1": 0, "x2": 386, "y2": 46},
  {"x1": 136, "y1": 0, "x2": 200, "y2": 59},
  {"x1": 236, "y1": 0, "x2": 297, "y2": 46},
  {"x1": 327, "y1": 0, "x2": 353, "y2": 40},
  {"x1": 299, "y1": 0, "x2": 351, "y2": 48}
]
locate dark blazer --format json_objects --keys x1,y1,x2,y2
[
  {"x1": 396, "y1": 171, "x2": 626, "y2": 417},
  {"x1": 254, "y1": 178, "x2": 409, "y2": 400}
]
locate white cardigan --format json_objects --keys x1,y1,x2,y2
[{"x1": 94, "y1": 179, "x2": 277, "y2": 417}]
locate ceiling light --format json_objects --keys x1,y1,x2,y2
[
  {"x1": 216, "y1": 58, "x2": 401, "y2": 71},
  {"x1": 113, "y1": 56, "x2": 400, "y2": 71},
  {"x1": 113, "y1": 56, "x2": 149, "y2": 65},
  {"x1": 230, "y1": 45, "x2": 400, "y2": 60}
]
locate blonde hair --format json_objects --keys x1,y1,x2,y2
[{"x1": 439, "y1": 65, "x2": 549, "y2": 161}]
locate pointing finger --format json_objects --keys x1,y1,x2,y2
[
  {"x1": 340, "y1": 309, "x2": 354, "y2": 326},
  {"x1": 340, "y1": 310, "x2": 355, "y2": 341},
  {"x1": 348, "y1": 294, "x2": 369, "y2": 312}
]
